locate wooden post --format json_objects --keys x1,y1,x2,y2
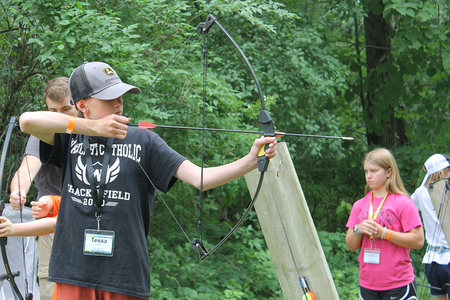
[{"x1": 244, "y1": 142, "x2": 340, "y2": 300}]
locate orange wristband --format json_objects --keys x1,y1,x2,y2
[
  {"x1": 66, "y1": 116, "x2": 75, "y2": 134},
  {"x1": 386, "y1": 230, "x2": 393, "y2": 241}
]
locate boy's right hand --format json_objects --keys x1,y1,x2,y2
[{"x1": 94, "y1": 115, "x2": 130, "y2": 139}]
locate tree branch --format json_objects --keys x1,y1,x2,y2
[{"x1": 0, "y1": 27, "x2": 19, "y2": 34}]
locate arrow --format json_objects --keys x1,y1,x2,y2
[
  {"x1": 131, "y1": 121, "x2": 355, "y2": 140},
  {"x1": 299, "y1": 277, "x2": 309, "y2": 299},
  {"x1": 300, "y1": 277, "x2": 316, "y2": 300}
]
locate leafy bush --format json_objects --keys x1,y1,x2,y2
[{"x1": 149, "y1": 210, "x2": 283, "y2": 299}]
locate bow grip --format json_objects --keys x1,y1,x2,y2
[
  {"x1": 257, "y1": 144, "x2": 270, "y2": 172},
  {"x1": 0, "y1": 200, "x2": 4, "y2": 217},
  {"x1": 0, "y1": 200, "x2": 6, "y2": 246}
]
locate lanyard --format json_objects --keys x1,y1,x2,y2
[
  {"x1": 83, "y1": 135, "x2": 114, "y2": 228},
  {"x1": 368, "y1": 192, "x2": 388, "y2": 241},
  {"x1": 369, "y1": 192, "x2": 388, "y2": 221}
]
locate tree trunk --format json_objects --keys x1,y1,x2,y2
[{"x1": 363, "y1": 1, "x2": 407, "y2": 147}]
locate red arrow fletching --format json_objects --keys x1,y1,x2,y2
[{"x1": 138, "y1": 121, "x2": 157, "y2": 129}]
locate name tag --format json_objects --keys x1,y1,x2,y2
[
  {"x1": 363, "y1": 248, "x2": 381, "y2": 264},
  {"x1": 84, "y1": 229, "x2": 115, "y2": 257}
]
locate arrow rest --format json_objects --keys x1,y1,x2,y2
[{"x1": 259, "y1": 110, "x2": 275, "y2": 137}]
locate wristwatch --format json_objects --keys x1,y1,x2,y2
[{"x1": 353, "y1": 224, "x2": 362, "y2": 236}]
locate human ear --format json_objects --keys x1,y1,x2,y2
[
  {"x1": 76, "y1": 99, "x2": 89, "y2": 113},
  {"x1": 386, "y1": 167, "x2": 393, "y2": 178}
]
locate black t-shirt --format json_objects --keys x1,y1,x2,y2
[{"x1": 40, "y1": 127, "x2": 186, "y2": 298}]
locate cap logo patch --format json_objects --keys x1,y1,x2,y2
[{"x1": 103, "y1": 67, "x2": 115, "y2": 76}]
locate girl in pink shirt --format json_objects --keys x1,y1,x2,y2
[{"x1": 346, "y1": 148, "x2": 424, "y2": 300}]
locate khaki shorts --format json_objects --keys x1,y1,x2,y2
[{"x1": 36, "y1": 233, "x2": 56, "y2": 300}]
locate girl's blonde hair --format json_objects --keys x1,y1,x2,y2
[
  {"x1": 424, "y1": 165, "x2": 450, "y2": 186},
  {"x1": 364, "y1": 148, "x2": 409, "y2": 197}
]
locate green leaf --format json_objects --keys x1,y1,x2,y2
[
  {"x1": 444, "y1": 57, "x2": 450, "y2": 70},
  {"x1": 344, "y1": 89, "x2": 354, "y2": 102},
  {"x1": 426, "y1": 67, "x2": 436, "y2": 77},
  {"x1": 370, "y1": 3, "x2": 383, "y2": 15},
  {"x1": 27, "y1": 38, "x2": 44, "y2": 47},
  {"x1": 65, "y1": 36, "x2": 76, "y2": 44},
  {"x1": 22, "y1": 2, "x2": 33, "y2": 10}
]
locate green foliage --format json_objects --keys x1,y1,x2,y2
[
  {"x1": 149, "y1": 211, "x2": 282, "y2": 299},
  {"x1": 318, "y1": 231, "x2": 360, "y2": 299},
  {"x1": 2, "y1": 0, "x2": 449, "y2": 298}
]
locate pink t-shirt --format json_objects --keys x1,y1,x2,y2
[{"x1": 346, "y1": 192, "x2": 423, "y2": 290}]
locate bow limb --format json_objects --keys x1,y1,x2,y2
[
  {"x1": 192, "y1": 172, "x2": 266, "y2": 260},
  {"x1": 198, "y1": 14, "x2": 275, "y2": 138},
  {"x1": 0, "y1": 117, "x2": 25, "y2": 300}
]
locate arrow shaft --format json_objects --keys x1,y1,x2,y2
[
  {"x1": 131, "y1": 123, "x2": 354, "y2": 140},
  {"x1": 139, "y1": 124, "x2": 258, "y2": 134}
]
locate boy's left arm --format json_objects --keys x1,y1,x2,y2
[{"x1": 175, "y1": 136, "x2": 277, "y2": 191}]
